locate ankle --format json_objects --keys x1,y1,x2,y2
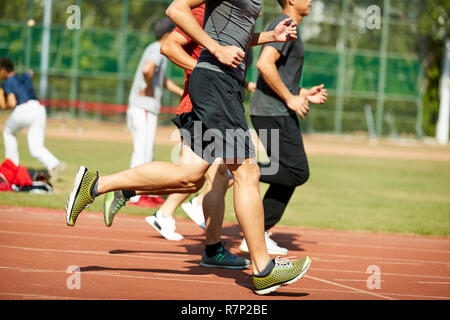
[{"x1": 253, "y1": 258, "x2": 274, "y2": 277}]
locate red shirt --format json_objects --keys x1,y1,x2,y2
[{"x1": 174, "y1": 5, "x2": 205, "y2": 114}]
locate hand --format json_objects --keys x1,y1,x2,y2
[
  {"x1": 246, "y1": 82, "x2": 256, "y2": 93},
  {"x1": 214, "y1": 45, "x2": 245, "y2": 69},
  {"x1": 286, "y1": 94, "x2": 309, "y2": 119},
  {"x1": 306, "y1": 84, "x2": 327, "y2": 104},
  {"x1": 273, "y1": 18, "x2": 297, "y2": 42}
]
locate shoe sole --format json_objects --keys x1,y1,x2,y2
[
  {"x1": 103, "y1": 193, "x2": 113, "y2": 227},
  {"x1": 181, "y1": 203, "x2": 205, "y2": 229},
  {"x1": 66, "y1": 166, "x2": 87, "y2": 226},
  {"x1": 199, "y1": 262, "x2": 250, "y2": 270},
  {"x1": 145, "y1": 216, "x2": 183, "y2": 241},
  {"x1": 254, "y1": 259, "x2": 311, "y2": 295}
]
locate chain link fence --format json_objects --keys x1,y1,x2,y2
[{"x1": 0, "y1": 0, "x2": 425, "y2": 138}]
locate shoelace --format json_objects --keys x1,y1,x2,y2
[{"x1": 274, "y1": 256, "x2": 297, "y2": 268}]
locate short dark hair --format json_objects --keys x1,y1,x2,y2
[
  {"x1": 277, "y1": 0, "x2": 287, "y2": 8},
  {"x1": 0, "y1": 58, "x2": 14, "y2": 72}
]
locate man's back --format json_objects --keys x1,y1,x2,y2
[
  {"x1": 2, "y1": 73, "x2": 37, "y2": 106},
  {"x1": 128, "y1": 41, "x2": 167, "y2": 113},
  {"x1": 250, "y1": 13, "x2": 305, "y2": 117}
]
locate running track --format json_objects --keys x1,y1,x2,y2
[{"x1": 0, "y1": 206, "x2": 449, "y2": 300}]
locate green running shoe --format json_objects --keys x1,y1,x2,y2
[
  {"x1": 103, "y1": 190, "x2": 127, "y2": 227},
  {"x1": 200, "y1": 244, "x2": 251, "y2": 270},
  {"x1": 253, "y1": 256, "x2": 311, "y2": 295},
  {"x1": 66, "y1": 166, "x2": 99, "y2": 227}
]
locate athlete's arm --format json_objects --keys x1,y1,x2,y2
[
  {"x1": 251, "y1": 18, "x2": 297, "y2": 47},
  {"x1": 256, "y1": 46, "x2": 309, "y2": 119},
  {"x1": 0, "y1": 88, "x2": 6, "y2": 109},
  {"x1": 166, "y1": 0, "x2": 245, "y2": 69},
  {"x1": 140, "y1": 59, "x2": 156, "y2": 97},
  {"x1": 160, "y1": 31, "x2": 197, "y2": 71},
  {"x1": 6, "y1": 93, "x2": 17, "y2": 109},
  {"x1": 0, "y1": 90, "x2": 17, "y2": 110},
  {"x1": 164, "y1": 78, "x2": 184, "y2": 97}
]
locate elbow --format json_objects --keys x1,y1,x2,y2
[
  {"x1": 256, "y1": 60, "x2": 268, "y2": 74},
  {"x1": 166, "y1": 2, "x2": 180, "y2": 21},
  {"x1": 160, "y1": 41, "x2": 168, "y2": 56}
]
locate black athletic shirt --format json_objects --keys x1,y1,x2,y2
[{"x1": 250, "y1": 14, "x2": 305, "y2": 117}]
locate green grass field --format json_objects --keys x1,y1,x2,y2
[{"x1": 1, "y1": 132, "x2": 449, "y2": 236}]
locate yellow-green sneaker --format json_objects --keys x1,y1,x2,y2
[
  {"x1": 66, "y1": 166, "x2": 99, "y2": 226},
  {"x1": 103, "y1": 190, "x2": 127, "y2": 227},
  {"x1": 252, "y1": 256, "x2": 311, "y2": 295}
]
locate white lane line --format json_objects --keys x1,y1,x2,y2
[
  {"x1": 312, "y1": 267, "x2": 450, "y2": 280},
  {"x1": 310, "y1": 257, "x2": 351, "y2": 263},
  {"x1": 0, "y1": 229, "x2": 201, "y2": 249},
  {"x1": 313, "y1": 252, "x2": 450, "y2": 266},
  {"x1": 3, "y1": 218, "x2": 448, "y2": 255},
  {"x1": 272, "y1": 225, "x2": 450, "y2": 244},
  {"x1": 304, "y1": 275, "x2": 396, "y2": 300},
  {"x1": 0, "y1": 244, "x2": 201, "y2": 263},
  {"x1": 305, "y1": 241, "x2": 450, "y2": 254},
  {"x1": 1, "y1": 229, "x2": 448, "y2": 267},
  {"x1": 0, "y1": 292, "x2": 98, "y2": 300},
  {"x1": 0, "y1": 265, "x2": 215, "y2": 278},
  {"x1": 417, "y1": 281, "x2": 450, "y2": 285},
  {"x1": 0, "y1": 264, "x2": 244, "y2": 288},
  {"x1": 333, "y1": 279, "x2": 386, "y2": 283}
]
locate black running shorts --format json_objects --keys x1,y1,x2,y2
[{"x1": 172, "y1": 67, "x2": 256, "y2": 164}]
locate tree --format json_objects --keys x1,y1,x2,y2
[{"x1": 418, "y1": 0, "x2": 450, "y2": 136}]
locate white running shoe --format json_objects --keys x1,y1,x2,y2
[
  {"x1": 239, "y1": 231, "x2": 288, "y2": 255},
  {"x1": 145, "y1": 211, "x2": 184, "y2": 241},
  {"x1": 181, "y1": 196, "x2": 206, "y2": 229}
]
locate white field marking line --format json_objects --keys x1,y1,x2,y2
[
  {"x1": 373, "y1": 261, "x2": 423, "y2": 266},
  {"x1": 0, "y1": 229, "x2": 201, "y2": 250},
  {"x1": 1, "y1": 228, "x2": 448, "y2": 266},
  {"x1": 312, "y1": 267, "x2": 450, "y2": 280},
  {"x1": 1, "y1": 229, "x2": 448, "y2": 268},
  {"x1": 2, "y1": 207, "x2": 449, "y2": 244},
  {"x1": 312, "y1": 252, "x2": 450, "y2": 266},
  {"x1": 310, "y1": 257, "x2": 351, "y2": 263},
  {"x1": 304, "y1": 275, "x2": 396, "y2": 300},
  {"x1": 0, "y1": 217, "x2": 198, "y2": 237},
  {"x1": 417, "y1": 281, "x2": 450, "y2": 285},
  {"x1": 0, "y1": 265, "x2": 215, "y2": 279},
  {"x1": 386, "y1": 292, "x2": 450, "y2": 299},
  {"x1": 0, "y1": 218, "x2": 152, "y2": 235},
  {"x1": 304, "y1": 241, "x2": 450, "y2": 254},
  {"x1": 333, "y1": 279, "x2": 386, "y2": 283},
  {"x1": 281, "y1": 286, "x2": 450, "y2": 300},
  {"x1": 0, "y1": 292, "x2": 100, "y2": 300},
  {"x1": 272, "y1": 225, "x2": 450, "y2": 244},
  {"x1": 0, "y1": 210, "x2": 198, "y2": 229},
  {"x1": 2, "y1": 266, "x2": 448, "y2": 300},
  {"x1": 0, "y1": 244, "x2": 210, "y2": 265},
  {"x1": 3, "y1": 209, "x2": 449, "y2": 249}
]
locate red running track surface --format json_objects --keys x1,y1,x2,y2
[{"x1": 0, "y1": 206, "x2": 449, "y2": 300}]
